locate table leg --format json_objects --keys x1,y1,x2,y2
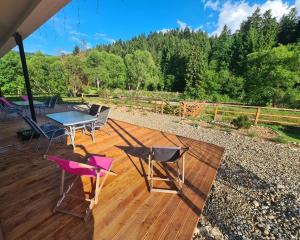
[
  {"x1": 91, "y1": 122, "x2": 95, "y2": 143},
  {"x1": 69, "y1": 126, "x2": 75, "y2": 149}
]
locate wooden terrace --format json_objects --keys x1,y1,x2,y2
[{"x1": 0, "y1": 115, "x2": 224, "y2": 240}]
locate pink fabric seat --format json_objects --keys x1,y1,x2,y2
[
  {"x1": 48, "y1": 155, "x2": 113, "y2": 177},
  {"x1": 21, "y1": 95, "x2": 29, "y2": 101},
  {"x1": 87, "y1": 155, "x2": 113, "y2": 177},
  {"x1": 0, "y1": 97, "x2": 14, "y2": 107}
]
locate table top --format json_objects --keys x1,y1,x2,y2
[
  {"x1": 46, "y1": 111, "x2": 97, "y2": 126},
  {"x1": 13, "y1": 100, "x2": 44, "y2": 106}
]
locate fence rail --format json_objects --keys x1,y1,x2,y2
[{"x1": 78, "y1": 95, "x2": 300, "y2": 126}]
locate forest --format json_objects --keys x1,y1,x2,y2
[{"x1": 0, "y1": 8, "x2": 300, "y2": 107}]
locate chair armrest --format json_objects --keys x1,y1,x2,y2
[
  {"x1": 77, "y1": 162, "x2": 117, "y2": 176},
  {"x1": 99, "y1": 169, "x2": 117, "y2": 176}
]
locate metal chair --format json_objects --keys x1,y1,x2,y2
[
  {"x1": 38, "y1": 96, "x2": 52, "y2": 114},
  {"x1": 88, "y1": 104, "x2": 101, "y2": 116},
  {"x1": 48, "y1": 95, "x2": 58, "y2": 113},
  {"x1": 48, "y1": 155, "x2": 116, "y2": 221},
  {"x1": 0, "y1": 104, "x2": 21, "y2": 120},
  {"x1": 20, "y1": 114, "x2": 69, "y2": 155},
  {"x1": 148, "y1": 146, "x2": 189, "y2": 194}
]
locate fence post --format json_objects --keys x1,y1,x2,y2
[
  {"x1": 255, "y1": 107, "x2": 261, "y2": 125},
  {"x1": 182, "y1": 102, "x2": 186, "y2": 118},
  {"x1": 161, "y1": 101, "x2": 164, "y2": 114},
  {"x1": 214, "y1": 104, "x2": 219, "y2": 121}
]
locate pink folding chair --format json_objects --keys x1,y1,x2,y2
[
  {"x1": 21, "y1": 95, "x2": 29, "y2": 101},
  {"x1": 48, "y1": 155, "x2": 116, "y2": 221},
  {"x1": 0, "y1": 97, "x2": 14, "y2": 107}
]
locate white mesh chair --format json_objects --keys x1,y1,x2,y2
[{"x1": 148, "y1": 146, "x2": 189, "y2": 194}]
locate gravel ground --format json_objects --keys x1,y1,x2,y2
[{"x1": 109, "y1": 108, "x2": 300, "y2": 240}]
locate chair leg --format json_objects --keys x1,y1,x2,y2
[
  {"x1": 44, "y1": 138, "x2": 53, "y2": 156},
  {"x1": 150, "y1": 160, "x2": 154, "y2": 191},
  {"x1": 60, "y1": 170, "x2": 65, "y2": 195},
  {"x1": 94, "y1": 174, "x2": 100, "y2": 205},
  {"x1": 36, "y1": 135, "x2": 42, "y2": 150}
]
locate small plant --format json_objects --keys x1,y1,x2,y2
[
  {"x1": 224, "y1": 127, "x2": 232, "y2": 133},
  {"x1": 126, "y1": 106, "x2": 133, "y2": 112},
  {"x1": 272, "y1": 135, "x2": 288, "y2": 144},
  {"x1": 247, "y1": 130, "x2": 257, "y2": 138},
  {"x1": 231, "y1": 115, "x2": 251, "y2": 129}
]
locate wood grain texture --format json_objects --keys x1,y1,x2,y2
[{"x1": 0, "y1": 116, "x2": 224, "y2": 240}]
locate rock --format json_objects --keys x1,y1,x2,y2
[{"x1": 253, "y1": 200, "x2": 260, "y2": 208}]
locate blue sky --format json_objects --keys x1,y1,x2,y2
[{"x1": 23, "y1": 0, "x2": 299, "y2": 55}]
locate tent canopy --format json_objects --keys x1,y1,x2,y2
[{"x1": 0, "y1": 0, "x2": 70, "y2": 57}]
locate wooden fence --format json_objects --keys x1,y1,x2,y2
[
  {"x1": 178, "y1": 102, "x2": 300, "y2": 126},
  {"x1": 79, "y1": 95, "x2": 300, "y2": 126}
]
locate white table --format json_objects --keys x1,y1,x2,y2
[{"x1": 46, "y1": 111, "x2": 97, "y2": 149}]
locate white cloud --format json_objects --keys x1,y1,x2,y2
[
  {"x1": 94, "y1": 33, "x2": 116, "y2": 43},
  {"x1": 69, "y1": 30, "x2": 88, "y2": 37},
  {"x1": 70, "y1": 36, "x2": 81, "y2": 43},
  {"x1": 158, "y1": 28, "x2": 171, "y2": 34},
  {"x1": 204, "y1": 0, "x2": 220, "y2": 11},
  {"x1": 211, "y1": 0, "x2": 294, "y2": 36},
  {"x1": 194, "y1": 25, "x2": 204, "y2": 32},
  {"x1": 176, "y1": 20, "x2": 191, "y2": 30}
]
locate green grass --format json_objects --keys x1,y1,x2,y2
[{"x1": 266, "y1": 125, "x2": 300, "y2": 143}]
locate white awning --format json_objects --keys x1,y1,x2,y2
[{"x1": 0, "y1": 0, "x2": 70, "y2": 57}]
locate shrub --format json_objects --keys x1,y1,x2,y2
[
  {"x1": 247, "y1": 130, "x2": 257, "y2": 138},
  {"x1": 272, "y1": 135, "x2": 288, "y2": 144},
  {"x1": 231, "y1": 115, "x2": 251, "y2": 129}
]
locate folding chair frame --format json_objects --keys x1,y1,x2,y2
[
  {"x1": 148, "y1": 147, "x2": 188, "y2": 194},
  {"x1": 54, "y1": 161, "x2": 116, "y2": 221}
]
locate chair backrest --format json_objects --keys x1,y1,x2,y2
[
  {"x1": 21, "y1": 95, "x2": 29, "y2": 101},
  {"x1": 44, "y1": 96, "x2": 52, "y2": 107},
  {"x1": 89, "y1": 104, "x2": 101, "y2": 116},
  {"x1": 48, "y1": 155, "x2": 97, "y2": 177},
  {"x1": 49, "y1": 96, "x2": 58, "y2": 108},
  {"x1": 97, "y1": 106, "x2": 110, "y2": 124},
  {"x1": 152, "y1": 147, "x2": 181, "y2": 162},
  {"x1": 0, "y1": 97, "x2": 13, "y2": 107},
  {"x1": 20, "y1": 114, "x2": 48, "y2": 138}
]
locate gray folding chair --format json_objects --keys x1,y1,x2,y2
[
  {"x1": 20, "y1": 114, "x2": 69, "y2": 156},
  {"x1": 94, "y1": 106, "x2": 110, "y2": 130},
  {"x1": 148, "y1": 146, "x2": 189, "y2": 194},
  {"x1": 0, "y1": 104, "x2": 21, "y2": 120}
]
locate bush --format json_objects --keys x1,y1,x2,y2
[
  {"x1": 231, "y1": 115, "x2": 251, "y2": 129},
  {"x1": 272, "y1": 135, "x2": 288, "y2": 144}
]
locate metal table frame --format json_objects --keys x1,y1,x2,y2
[{"x1": 46, "y1": 111, "x2": 98, "y2": 149}]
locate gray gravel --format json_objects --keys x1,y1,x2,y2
[{"x1": 110, "y1": 108, "x2": 300, "y2": 240}]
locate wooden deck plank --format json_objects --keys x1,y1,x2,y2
[{"x1": 0, "y1": 116, "x2": 224, "y2": 240}]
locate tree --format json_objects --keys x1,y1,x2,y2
[
  {"x1": 72, "y1": 45, "x2": 80, "y2": 55},
  {"x1": 277, "y1": 8, "x2": 298, "y2": 45},
  {"x1": 85, "y1": 50, "x2": 127, "y2": 90},
  {"x1": 184, "y1": 47, "x2": 208, "y2": 99},
  {"x1": 245, "y1": 45, "x2": 300, "y2": 106},
  {"x1": 210, "y1": 25, "x2": 232, "y2": 71},
  {"x1": 231, "y1": 8, "x2": 278, "y2": 74},
  {"x1": 0, "y1": 51, "x2": 23, "y2": 95},
  {"x1": 64, "y1": 55, "x2": 87, "y2": 96},
  {"x1": 125, "y1": 50, "x2": 160, "y2": 91}
]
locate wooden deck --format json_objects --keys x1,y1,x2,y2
[{"x1": 0, "y1": 116, "x2": 224, "y2": 240}]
